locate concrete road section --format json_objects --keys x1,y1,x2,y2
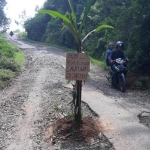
[{"x1": 83, "y1": 86, "x2": 150, "y2": 150}]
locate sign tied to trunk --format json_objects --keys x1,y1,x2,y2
[{"x1": 66, "y1": 53, "x2": 90, "y2": 80}]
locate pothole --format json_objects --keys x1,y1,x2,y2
[{"x1": 138, "y1": 111, "x2": 150, "y2": 128}]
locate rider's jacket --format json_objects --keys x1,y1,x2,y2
[{"x1": 108, "y1": 50, "x2": 127, "y2": 63}]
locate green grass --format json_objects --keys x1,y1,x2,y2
[
  {"x1": 90, "y1": 57, "x2": 109, "y2": 70},
  {"x1": 0, "y1": 34, "x2": 25, "y2": 88},
  {"x1": 14, "y1": 50, "x2": 25, "y2": 69}
]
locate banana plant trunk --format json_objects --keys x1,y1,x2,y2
[
  {"x1": 75, "y1": 81, "x2": 82, "y2": 121},
  {"x1": 74, "y1": 45, "x2": 82, "y2": 122}
]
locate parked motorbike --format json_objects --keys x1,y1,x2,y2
[{"x1": 110, "y1": 58, "x2": 128, "y2": 92}]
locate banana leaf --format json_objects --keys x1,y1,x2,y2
[
  {"x1": 96, "y1": 24, "x2": 114, "y2": 31},
  {"x1": 79, "y1": 0, "x2": 93, "y2": 33}
]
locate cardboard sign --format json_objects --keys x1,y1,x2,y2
[{"x1": 66, "y1": 52, "x2": 90, "y2": 80}]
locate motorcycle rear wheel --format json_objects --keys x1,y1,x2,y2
[{"x1": 119, "y1": 73, "x2": 126, "y2": 92}]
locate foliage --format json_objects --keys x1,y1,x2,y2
[
  {"x1": 14, "y1": 50, "x2": 24, "y2": 69},
  {"x1": 0, "y1": 35, "x2": 15, "y2": 58},
  {"x1": 0, "y1": 35, "x2": 25, "y2": 88},
  {"x1": 0, "y1": 56, "x2": 20, "y2": 71},
  {"x1": 86, "y1": 0, "x2": 150, "y2": 74},
  {"x1": 0, "y1": 0, "x2": 9, "y2": 30},
  {"x1": 135, "y1": 76, "x2": 150, "y2": 90},
  {"x1": 24, "y1": 0, "x2": 85, "y2": 46},
  {"x1": 18, "y1": 32, "x2": 27, "y2": 40},
  {"x1": 24, "y1": 13, "x2": 51, "y2": 41},
  {"x1": 0, "y1": 69, "x2": 15, "y2": 81},
  {"x1": 90, "y1": 57, "x2": 108, "y2": 70}
]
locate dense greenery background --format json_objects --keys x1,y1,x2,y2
[{"x1": 24, "y1": 0, "x2": 150, "y2": 76}]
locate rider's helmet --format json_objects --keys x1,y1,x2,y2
[{"x1": 116, "y1": 41, "x2": 124, "y2": 49}]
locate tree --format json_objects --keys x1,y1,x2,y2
[
  {"x1": 24, "y1": 0, "x2": 86, "y2": 47},
  {"x1": 0, "y1": 0, "x2": 9, "y2": 30},
  {"x1": 39, "y1": 0, "x2": 113, "y2": 122},
  {"x1": 24, "y1": 13, "x2": 51, "y2": 41}
]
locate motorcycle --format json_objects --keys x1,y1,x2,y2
[
  {"x1": 10, "y1": 31, "x2": 14, "y2": 37},
  {"x1": 109, "y1": 58, "x2": 128, "y2": 92}
]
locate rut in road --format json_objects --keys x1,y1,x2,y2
[{"x1": 7, "y1": 68, "x2": 49, "y2": 150}]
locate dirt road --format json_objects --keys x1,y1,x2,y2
[{"x1": 0, "y1": 35, "x2": 150, "y2": 150}]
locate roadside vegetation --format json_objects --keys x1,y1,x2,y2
[
  {"x1": 0, "y1": 35, "x2": 24, "y2": 88},
  {"x1": 19, "y1": 32, "x2": 75, "y2": 52},
  {"x1": 0, "y1": 0, "x2": 23, "y2": 88}
]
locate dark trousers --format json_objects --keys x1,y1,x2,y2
[{"x1": 110, "y1": 64, "x2": 117, "y2": 81}]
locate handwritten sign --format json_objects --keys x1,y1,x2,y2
[{"x1": 66, "y1": 53, "x2": 90, "y2": 80}]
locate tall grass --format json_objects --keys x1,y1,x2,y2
[
  {"x1": 14, "y1": 51, "x2": 25, "y2": 69},
  {"x1": 90, "y1": 57, "x2": 109, "y2": 70}
]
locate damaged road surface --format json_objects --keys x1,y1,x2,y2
[{"x1": 0, "y1": 35, "x2": 150, "y2": 150}]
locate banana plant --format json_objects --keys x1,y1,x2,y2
[{"x1": 39, "y1": 0, "x2": 113, "y2": 122}]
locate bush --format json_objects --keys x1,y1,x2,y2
[
  {"x1": 0, "y1": 35, "x2": 25, "y2": 89},
  {"x1": 18, "y1": 32, "x2": 27, "y2": 40},
  {"x1": 0, "y1": 56, "x2": 20, "y2": 72},
  {"x1": 135, "y1": 76, "x2": 150, "y2": 90},
  {"x1": 0, "y1": 36, "x2": 16, "y2": 58},
  {"x1": 0, "y1": 69, "x2": 15, "y2": 88},
  {"x1": 0, "y1": 69, "x2": 15, "y2": 81}
]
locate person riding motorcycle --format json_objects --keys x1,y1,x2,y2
[
  {"x1": 10, "y1": 31, "x2": 14, "y2": 37},
  {"x1": 108, "y1": 41, "x2": 128, "y2": 81}
]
